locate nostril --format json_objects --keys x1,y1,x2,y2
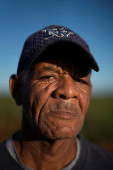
[{"x1": 59, "y1": 94, "x2": 66, "y2": 99}]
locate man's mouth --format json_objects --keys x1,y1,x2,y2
[{"x1": 48, "y1": 111, "x2": 77, "y2": 120}]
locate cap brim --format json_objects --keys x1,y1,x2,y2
[{"x1": 24, "y1": 39, "x2": 99, "y2": 72}]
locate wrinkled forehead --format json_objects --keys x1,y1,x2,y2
[{"x1": 29, "y1": 57, "x2": 91, "y2": 78}]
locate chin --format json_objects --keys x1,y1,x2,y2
[
  {"x1": 39, "y1": 125, "x2": 81, "y2": 140},
  {"x1": 43, "y1": 131, "x2": 78, "y2": 141}
]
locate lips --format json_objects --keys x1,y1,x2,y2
[{"x1": 48, "y1": 111, "x2": 77, "y2": 120}]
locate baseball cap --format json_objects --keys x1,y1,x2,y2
[{"x1": 17, "y1": 25, "x2": 99, "y2": 74}]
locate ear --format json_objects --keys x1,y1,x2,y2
[
  {"x1": 9, "y1": 74, "x2": 22, "y2": 105},
  {"x1": 90, "y1": 83, "x2": 92, "y2": 97}
]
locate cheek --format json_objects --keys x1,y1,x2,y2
[
  {"x1": 21, "y1": 81, "x2": 57, "y2": 126},
  {"x1": 79, "y1": 89, "x2": 91, "y2": 115}
]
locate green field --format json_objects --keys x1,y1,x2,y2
[{"x1": 0, "y1": 95, "x2": 113, "y2": 152}]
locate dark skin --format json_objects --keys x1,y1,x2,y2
[{"x1": 9, "y1": 58, "x2": 92, "y2": 170}]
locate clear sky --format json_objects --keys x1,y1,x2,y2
[{"x1": 0, "y1": 0, "x2": 113, "y2": 96}]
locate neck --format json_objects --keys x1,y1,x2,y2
[
  {"x1": 13, "y1": 115, "x2": 77, "y2": 170},
  {"x1": 13, "y1": 130, "x2": 77, "y2": 170}
]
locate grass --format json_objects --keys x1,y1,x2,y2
[
  {"x1": 0, "y1": 95, "x2": 113, "y2": 151},
  {"x1": 0, "y1": 96, "x2": 22, "y2": 141},
  {"x1": 80, "y1": 97, "x2": 113, "y2": 142}
]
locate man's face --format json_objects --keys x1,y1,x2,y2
[{"x1": 19, "y1": 58, "x2": 92, "y2": 140}]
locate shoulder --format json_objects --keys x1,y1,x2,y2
[
  {"x1": 78, "y1": 135, "x2": 113, "y2": 170},
  {"x1": 0, "y1": 141, "x2": 24, "y2": 170},
  {"x1": 82, "y1": 136, "x2": 113, "y2": 158}
]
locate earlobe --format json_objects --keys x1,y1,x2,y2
[{"x1": 9, "y1": 74, "x2": 22, "y2": 105}]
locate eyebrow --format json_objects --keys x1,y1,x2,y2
[{"x1": 38, "y1": 66, "x2": 59, "y2": 73}]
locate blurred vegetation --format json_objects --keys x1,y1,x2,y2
[
  {"x1": 0, "y1": 95, "x2": 22, "y2": 142},
  {"x1": 0, "y1": 95, "x2": 113, "y2": 152}
]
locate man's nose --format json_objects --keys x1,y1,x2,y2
[{"x1": 52, "y1": 76, "x2": 79, "y2": 99}]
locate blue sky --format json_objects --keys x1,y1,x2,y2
[{"x1": 0, "y1": 0, "x2": 113, "y2": 96}]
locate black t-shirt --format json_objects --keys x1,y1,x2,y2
[{"x1": 0, "y1": 135, "x2": 113, "y2": 170}]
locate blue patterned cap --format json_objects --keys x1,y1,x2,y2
[{"x1": 17, "y1": 25, "x2": 99, "y2": 74}]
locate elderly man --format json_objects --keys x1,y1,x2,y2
[{"x1": 0, "y1": 25, "x2": 113, "y2": 170}]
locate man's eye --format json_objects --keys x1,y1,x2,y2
[
  {"x1": 40, "y1": 75, "x2": 56, "y2": 80},
  {"x1": 76, "y1": 79, "x2": 88, "y2": 85}
]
